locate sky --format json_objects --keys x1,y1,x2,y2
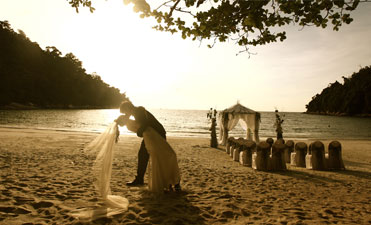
[{"x1": 1, "y1": 0, "x2": 370, "y2": 112}]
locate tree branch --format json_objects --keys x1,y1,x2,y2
[
  {"x1": 169, "y1": 0, "x2": 181, "y2": 18},
  {"x1": 155, "y1": 0, "x2": 173, "y2": 11}
]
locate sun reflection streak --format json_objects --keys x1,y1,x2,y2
[{"x1": 102, "y1": 109, "x2": 136, "y2": 135}]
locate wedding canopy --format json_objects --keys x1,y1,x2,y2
[{"x1": 218, "y1": 103, "x2": 260, "y2": 145}]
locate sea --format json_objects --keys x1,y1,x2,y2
[{"x1": 0, "y1": 109, "x2": 370, "y2": 140}]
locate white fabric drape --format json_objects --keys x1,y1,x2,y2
[
  {"x1": 143, "y1": 127, "x2": 181, "y2": 193},
  {"x1": 218, "y1": 113, "x2": 225, "y2": 144},
  {"x1": 219, "y1": 113, "x2": 260, "y2": 145},
  {"x1": 238, "y1": 119, "x2": 252, "y2": 140},
  {"x1": 239, "y1": 114, "x2": 260, "y2": 142},
  {"x1": 70, "y1": 122, "x2": 129, "y2": 221},
  {"x1": 227, "y1": 113, "x2": 240, "y2": 131},
  {"x1": 219, "y1": 113, "x2": 240, "y2": 145}
]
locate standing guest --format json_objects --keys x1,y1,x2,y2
[
  {"x1": 207, "y1": 108, "x2": 218, "y2": 148},
  {"x1": 274, "y1": 109, "x2": 284, "y2": 140},
  {"x1": 207, "y1": 108, "x2": 213, "y2": 119}
]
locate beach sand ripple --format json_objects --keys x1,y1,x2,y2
[{"x1": 0, "y1": 128, "x2": 370, "y2": 224}]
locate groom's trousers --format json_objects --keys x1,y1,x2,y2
[{"x1": 137, "y1": 133, "x2": 166, "y2": 181}]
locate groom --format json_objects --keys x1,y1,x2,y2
[{"x1": 117, "y1": 100, "x2": 166, "y2": 186}]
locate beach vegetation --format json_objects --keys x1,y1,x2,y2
[
  {"x1": 0, "y1": 21, "x2": 128, "y2": 109},
  {"x1": 306, "y1": 66, "x2": 371, "y2": 116}
]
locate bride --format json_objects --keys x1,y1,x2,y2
[{"x1": 116, "y1": 115, "x2": 181, "y2": 193}]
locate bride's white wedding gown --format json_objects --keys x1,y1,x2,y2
[{"x1": 142, "y1": 126, "x2": 181, "y2": 193}]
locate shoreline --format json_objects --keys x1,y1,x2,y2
[
  {"x1": 0, "y1": 126, "x2": 370, "y2": 141},
  {"x1": 0, "y1": 128, "x2": 370, "y2": 224},
  {"x1": 304, "y1": 111, "x2": 371, "y2": 118}
]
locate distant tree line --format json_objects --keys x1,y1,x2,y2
[
  {"x1": 306, "y1": 66, "x2": 371, "y2": 117},
  {"x1": 0, "y1": 20, "x2": 128, "y2": 109}
]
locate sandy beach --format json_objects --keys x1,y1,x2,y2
[{"x1": 0, "y1": 127, "x2": 370, "y2": 225}]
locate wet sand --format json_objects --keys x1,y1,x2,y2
[{"x1": 0, "y1": 128, "x2": 370, "y2": 224}]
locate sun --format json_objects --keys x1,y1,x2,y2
[{"x1": 59, "y1": 0, "x2": 185, "y2": 104}]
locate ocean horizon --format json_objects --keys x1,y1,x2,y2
[{"x1": 0, "y1": 109, "x2": 370, "y2": 140}]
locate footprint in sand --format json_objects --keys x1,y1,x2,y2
[
  {"x1": 55, "y1": 194, "x2": 67, "y2": 200},
  {"x1": 15, "y1": 182, "x2": 28, "y2": 187},
  {"x1": 294, "y1": 211, "x2": 307, "y2": 220},
  {"x1": 14, "y1": 196, "x2": 34, "y2": 205},
  {"x1": 221, "y1": 210, "x2": 235, "y2": 218},
  {"x1": 201, "y1": 212, "x2": 213, "y2": 218},
  {"x1": 139, "y1": 212, "x2": 150, "y2": 218},
  {"x1": 0, "y1": 206, "x2": 31, "y2": 214},
  {"x1": 31, "y1": 200, "x2": 54, "y2": 209},
  {"x1": 14, "y1": 207, "x2": 32, "y2": 214},
  {"x1": 240, "y1": 209, "x2": 251, "y2": 216},
  {"x1": 0, "y1": 206, "x2": 16, "y2": 213}
]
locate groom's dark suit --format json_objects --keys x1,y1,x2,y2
[{"x1": 132, "y1": 106, "x2": 166, "y2": 182}]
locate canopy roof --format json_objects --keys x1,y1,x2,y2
[{"x1": 222, "y1": 103, "x2": 258, "y2": 114}]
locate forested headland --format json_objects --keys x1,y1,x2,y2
[
  {"x1": 306, "y1": 66, "x2": 371, "y2": 117},
  {"x1": 0, "y1": 20, "x2": 127, "y2": 110}
]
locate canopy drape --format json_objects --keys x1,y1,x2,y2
[{"x1": 218, "y1": 103, "x2": 260, "y2": 145}]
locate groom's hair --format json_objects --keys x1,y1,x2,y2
[{"x1": 120, "y1": 100, "x2": 134, "y2": 113}]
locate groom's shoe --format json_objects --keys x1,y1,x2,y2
[
  {"x1": 126, "y1": 177, "x2": 144, "y2": 186},
  {"x1": 174, "y1": 183, "x2": 181, "y2": 192}
]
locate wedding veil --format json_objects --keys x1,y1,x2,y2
[{"x1": 70, "y1": 122, "x2": 129, "y2": 221}]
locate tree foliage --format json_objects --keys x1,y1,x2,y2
[
  {"x1": 306, "y1": 66, "x2": 371, "y2": 116},
  {"x1": 0, "y1": 20, "x2": 128, "y2": 109},
  {"x1": 68, "y1": 0, "x2": 364, "y2": 52}
]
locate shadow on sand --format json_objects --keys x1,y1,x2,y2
[
  {"x1": 275, "y1": 169, "x2": 346, "y2": 183},
  {"x1": 138, "y1": 189, "x2": 205, "y2": 225},
  {"x1": 336, "y1": 168, "x2": 371, "y2": 180},
  {"x1": 343, "y1": 159, "x2": 371, "y2": 170},
  {"x1": 276, "y1": 166, "x2": 371, "y2": 183}
]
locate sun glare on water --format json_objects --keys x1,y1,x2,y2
[{"x1": 100, "y1": 109, "x2": 132, "y2": 134}]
